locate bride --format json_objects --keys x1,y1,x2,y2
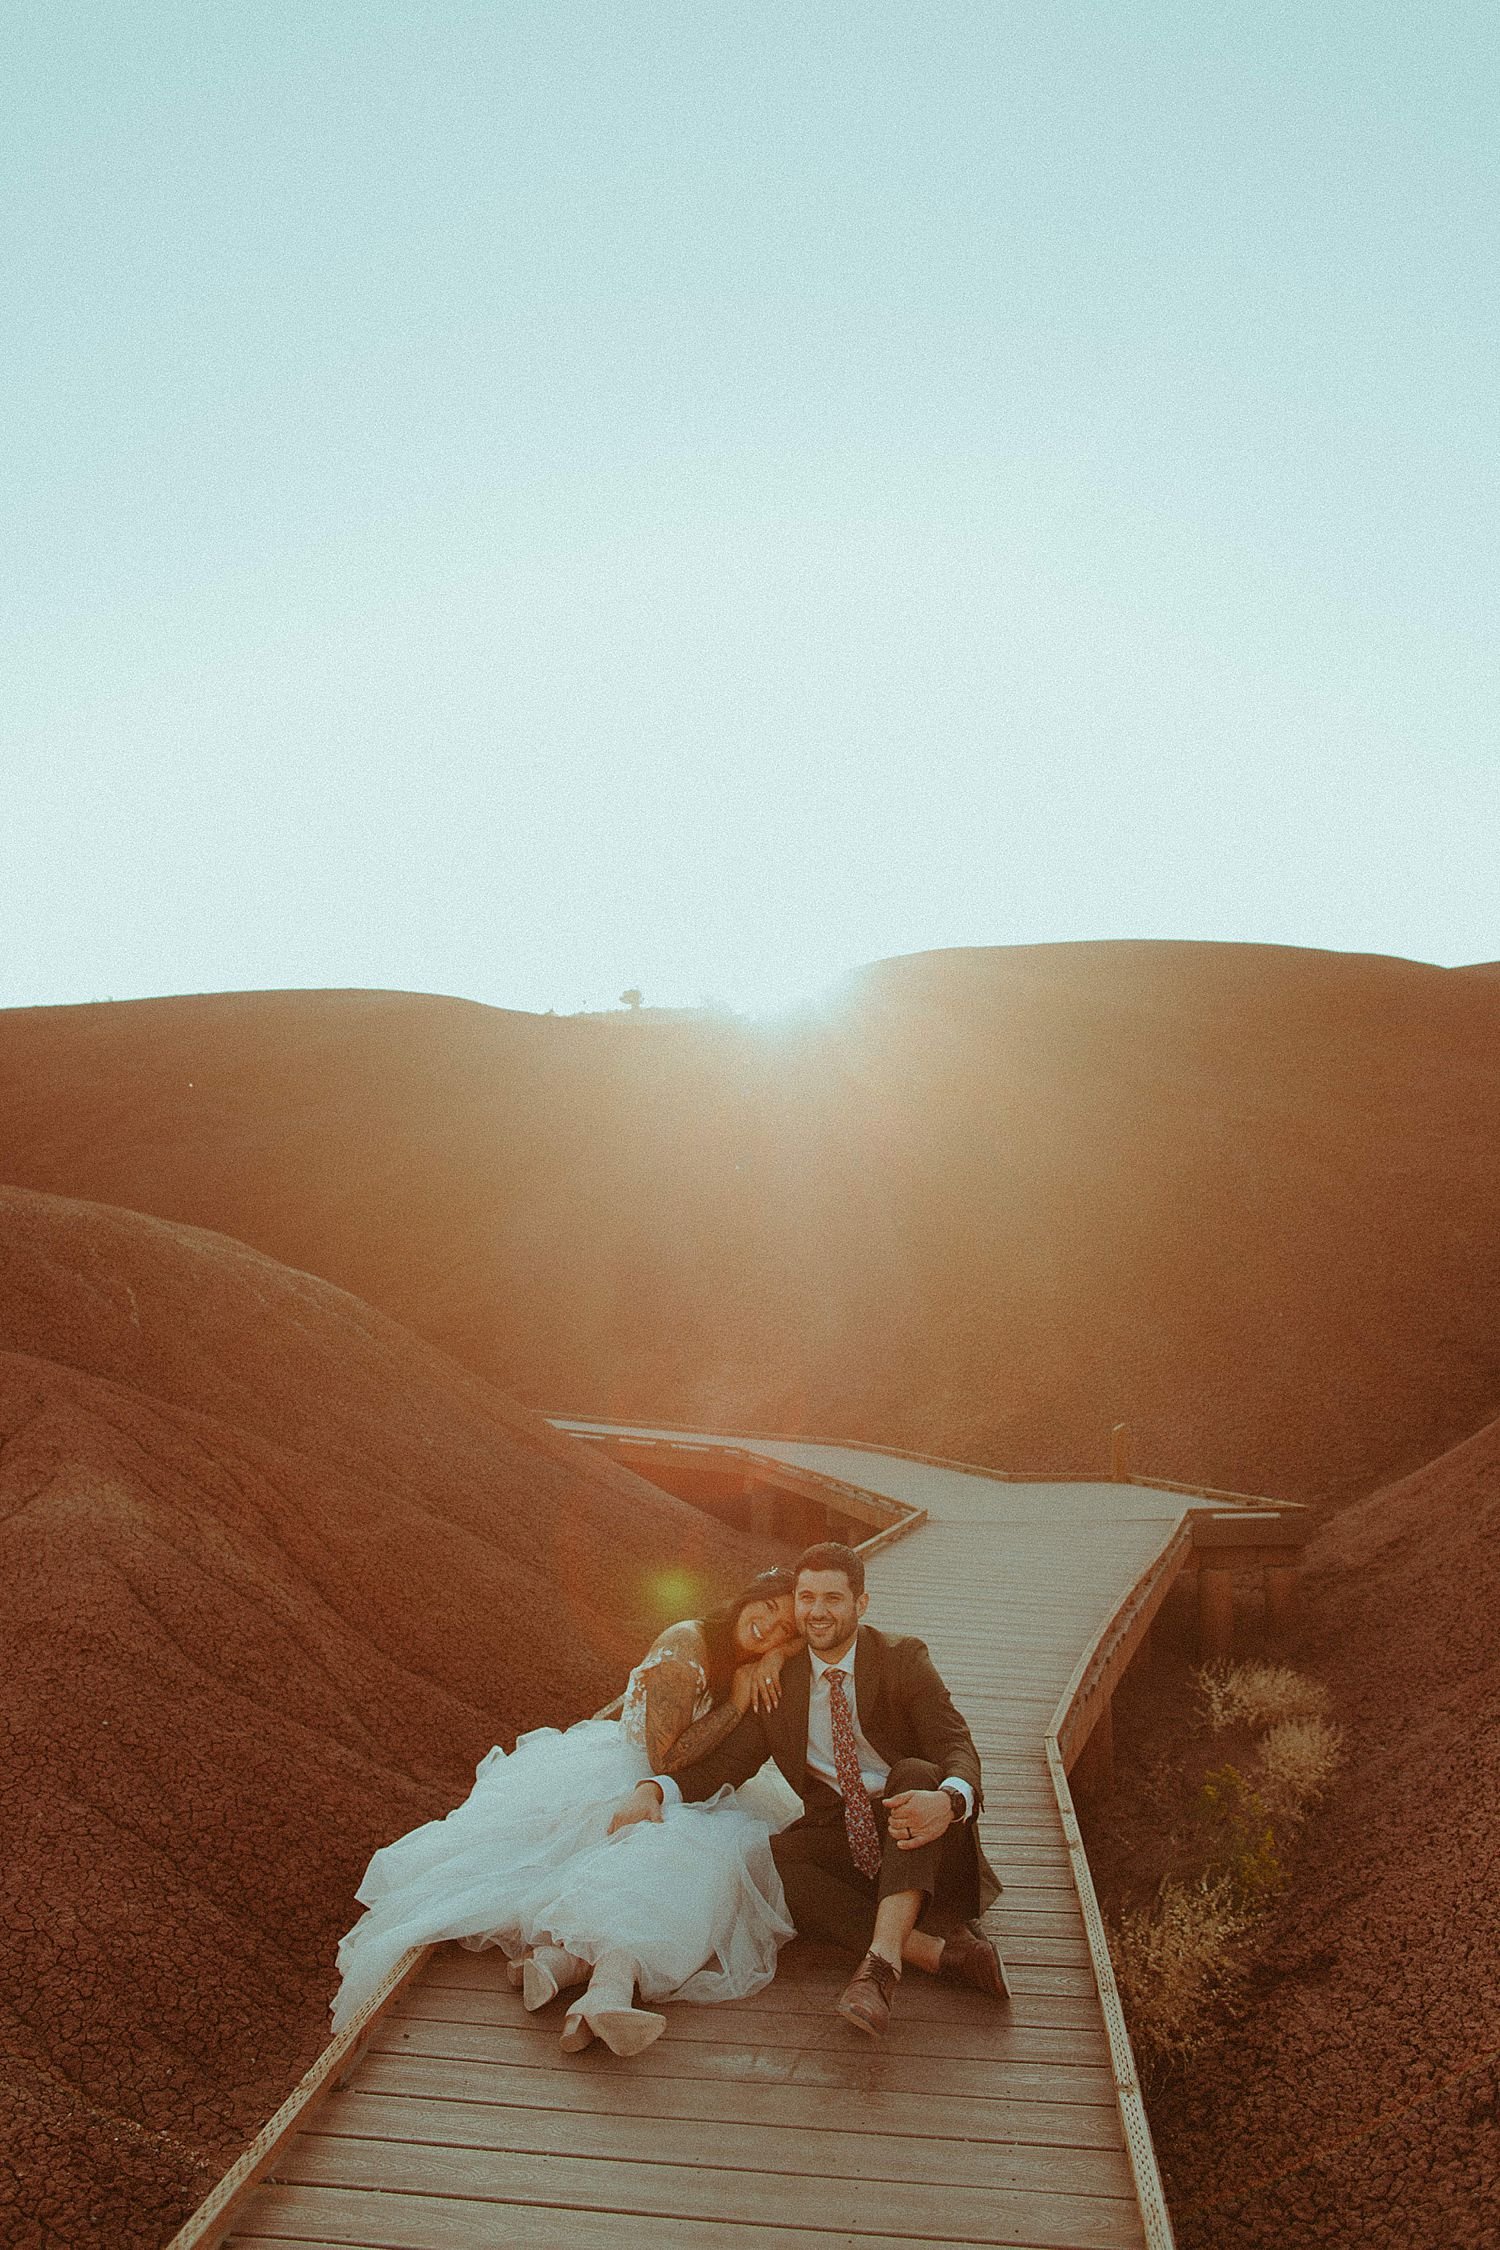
[{"x1": 331, "y1": 1567, "x2": 799, "y2": 2054}]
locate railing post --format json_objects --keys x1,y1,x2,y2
[
  {"x1": 1197, "y1": 1567, "x2": 1235, "y2": 1661},
  {"x1": 1110, "y1": 1422, "x2": 1133, "y2": 1480}
]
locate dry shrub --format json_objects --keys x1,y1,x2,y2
[
  {"x1": 1111, "y1": 1875, "x2": 1252, "y2": 2080},
  {"x1": 1197, "y1": 1659, "x2": 1331, "y2": 1733},
  {"x1": 1196, "y1": 1763, "x2": 1286, "y2": 1906},
  {"x1": 1255, "y1": 1715, "x2": 1345, "y2": 1823},
  {"x1": 1109, "y1": 1664, "x2": 1343, "y2": 2083}
]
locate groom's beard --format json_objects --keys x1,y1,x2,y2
[{"x1": 801, "y1": 1621, "x2": 857, "y2": 1659}]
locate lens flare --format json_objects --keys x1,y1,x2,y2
[{"x1": 649, "y1": 1566, "x2": 702, "y2": 1619}]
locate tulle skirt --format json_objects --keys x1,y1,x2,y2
[{"x1": 331, "y1": 1718, "x2": 794, "y2": 2031}]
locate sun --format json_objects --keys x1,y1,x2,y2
[{"x1": 710, "y1": 958, "x2": 859, "y2": 1026}]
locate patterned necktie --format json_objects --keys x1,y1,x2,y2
[{"x1": 824, "y1": 1667, "x2": 883, "y2": 1880}]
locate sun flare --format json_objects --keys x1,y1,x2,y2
[{"x1": 710, "y1": 959, "x2": 858, "y2": 1026}]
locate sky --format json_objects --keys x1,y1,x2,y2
[{"x1": 5, "y1": 3, "x2": 1498, "y2": 1019}]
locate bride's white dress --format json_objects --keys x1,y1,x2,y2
[{"x1": 331, "y1": 1648, "x2": 794, "y2": 2032}]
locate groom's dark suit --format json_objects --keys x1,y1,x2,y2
[{"x1": 672, "y1": 1626, "x2": 1001, "y2": 1954}]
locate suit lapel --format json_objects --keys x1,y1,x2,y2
[{"x1": 853, "y1": 1624, "x2": 884, "y2": 1744}]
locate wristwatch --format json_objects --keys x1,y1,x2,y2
[{"x1": 942, "y1": 1786, "x2": 969, "y2": 1826}]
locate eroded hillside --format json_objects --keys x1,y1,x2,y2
[
  {"x1": 3, "y1": 942, "x2": 1500, "y2": 1505},
  {"x1": 0, "y1": 1187, "x2": 768, "y2": 2249}
]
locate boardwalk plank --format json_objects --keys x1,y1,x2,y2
[
  {"x1": 427, "y1": 1953, "x2": 1097, "y2": 2007},
  {"x1": 319, "y1": 2088, "x2": 1136, "y2": 2198},
  {"x1": 370, "y1": 2016, "x2": 1118, "y2": 2103},
  {"x1": 355, "y1": 2050, "x2": 1127, "y2": 2146},
  {"x1": 380, "y1": 2004, "x2": 1112, "y2": 2070},
  {"x1": 284, "y1": 2132, "x2": 1147, "y2": 2247},
  {"x1": 236, "y1": 2185, "x2": 1102, "y2": 2249},
  {"x1": 396, "y1": 1978, "x2": 1102, "y2": 2036}
]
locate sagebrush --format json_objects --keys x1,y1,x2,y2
[
  {"x1": 1108, "y1": 1661, "x2": 1342, "y2": 2078},
  {"x1": 1256, "y1": 1715, "x2": 1344, "y2": 1822},
  {"x1": 1196, "y1": 1761, "x2": 1286, "y2": 1905},
  {"x1": 1197, "y1": 1659, "x2": 1330, "y2": 1733},
  {"x1": 1112, "y1": 1875, "x2": 1251, "y2": 2079}
]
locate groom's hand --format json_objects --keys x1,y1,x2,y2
[
  {"x1": 606, "y1": 1780, "x2": 665, "y2": 1834},
  {"x1": 885, "y1": 1788, "x2": 954, "y2": 1850}
]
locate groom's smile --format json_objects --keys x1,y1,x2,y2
[{"x1": 794, "y1": 1568, "x2": 869, "y2": 1661}]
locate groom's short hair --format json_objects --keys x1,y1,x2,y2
[{"x1": 795, "y1": 1541, "x2": 865, "y2": 1597}]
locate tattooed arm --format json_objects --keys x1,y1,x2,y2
[
  {"x1": 606, "y1": 1632, "x2": 770, "y2": 1831},
  {"x1": 660, "y1": 1642, "x2": 792, "y2": 1772},
  {"x1": 638, "y1": 1654, "x2": 709, "y2": 1773},
  {"x1": 661, "y1": 1691, "x2": 748, "y2": 1774}
]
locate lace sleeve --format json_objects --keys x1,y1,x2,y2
[{"x1": 618, "y1": 1645, "x2": 710, "y2": 1755}]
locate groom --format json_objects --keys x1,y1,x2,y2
[{"x1": 610, "y1": 1541, "x2": 1009, "y2": 2039}]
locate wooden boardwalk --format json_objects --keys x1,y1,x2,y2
[{"x1": 201, "y1": 1434, "x2": 1200, "y2": 2250}]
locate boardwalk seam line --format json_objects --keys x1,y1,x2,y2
[
  {"x1": 307, "y1": 2111, "x2": 1136, "y2": 2194},
  {"x1": 338, "y1": 2082, "x2": 1122, "y2": 2131}
]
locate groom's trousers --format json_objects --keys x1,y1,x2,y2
[{"x1": 771, "y1": 1757, "x2": 977, "y2": 1955}]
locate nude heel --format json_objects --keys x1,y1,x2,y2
[
  {"x1": 587, "y1": 2003, "x2": 667, "y2": 2057},
  {"x1": 523, "y1": 1945, "x2": 588, "y2": 2010},
  {"x1": 559, "y1": 1950, "x2": 666, "y2": 2057},
  {"x1": 558, "y1": 2010, "x2": 596, "y2": 2053}
]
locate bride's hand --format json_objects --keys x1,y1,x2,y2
[
  {"x1": 734, "y1": 1641, "x2": 793, "y2": 1714},
  {"x1": 606, "y1": 1780, "x2": 665, "y2": 1834}
]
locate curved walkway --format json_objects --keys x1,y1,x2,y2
[{"x1": 182, "y1": 1431, "x2": 1216, "y2": 2250}]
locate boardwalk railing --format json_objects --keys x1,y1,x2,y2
[
  {"x1": 1047, "y1": 1520, "x2": 1199, "y2": 2250},
  {"x1": 165, "y1": 1945, "x2": 435, "y2": 2250},
  {"x1": 555, "y1": 1409, "x2": 1299, "y2": 1510}
]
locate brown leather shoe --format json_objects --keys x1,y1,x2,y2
[
  {"x1": 837, "y1": 1950, "x2": 900, "y2": 2040},
  {"x1": 938, "y1": 1921, "x2": 1012, "y2": 2005}
]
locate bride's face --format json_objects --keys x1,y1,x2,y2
[{"x1": 733, "y1": 1594, "x2": 796, "y2": 1660}]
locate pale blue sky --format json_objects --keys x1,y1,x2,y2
[{"x1": 6, "y1": 4, "x2": 1497, "y2": 1016}]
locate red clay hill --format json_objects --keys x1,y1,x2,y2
[
  {"x1": 0, "y1": 1185, "x2": 770, "y2": 2250},
  {"x1": 4, "y1": 942, "x2": 1500, "y2": 1507}
]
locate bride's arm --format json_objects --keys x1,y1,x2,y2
[
  {"x1": 639, "y1": 1624, "x2": 763, "y2": 1772},
  {"x1": 661, "y1": 1638, "x2": 796, "y2": 1770},
  {"x1": 638, "y1": 1651, "x2": 716, "y2": 1772},
  {"x1": 609, "y1": 1674, "x2": 769, "y2": 1832},
  {"x1": 659, "y1": 1677, "x2": 753, "y2": 1774}
]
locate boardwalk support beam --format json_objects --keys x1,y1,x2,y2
[{"x1": 1197, "y1": 1566, "x2": 1235, "y2": 1661}]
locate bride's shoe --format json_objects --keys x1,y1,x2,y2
[
  {"x1": 505, "y1": 1951, "x2": 529, "y2": 1990},
  {"x1": 558, "y1": 2009, "x2": 596, "y2": 2053},
  {"x1": 584, "y1": 2002, "x2": 667, "y2": 2057},
  {"x1": 559, "y1": 1950, "x2": 666, "y2": 2058},
  {"x1": 522, "y1": 1945, "x2": 588, "y2": 2011}
]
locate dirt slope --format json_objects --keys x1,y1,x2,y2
[
  {"x1": 3, "y1": 944, "x2": 1500, "y2": 1508},
  {"x1": 1137, "y1": 1415, "x2": 1500, "y2": 2248},
  {"x1": 0, "y1": 1186, "x2": 767, "y2": 2250}
]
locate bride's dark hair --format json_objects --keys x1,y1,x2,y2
[{"x1": 697, "y1": 1566, "x2": 798, "y2": 1698}]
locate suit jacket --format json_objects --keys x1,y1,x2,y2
[{"x1": 676, "y1": 1625, "x2": 1001, "y2": 1911}]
